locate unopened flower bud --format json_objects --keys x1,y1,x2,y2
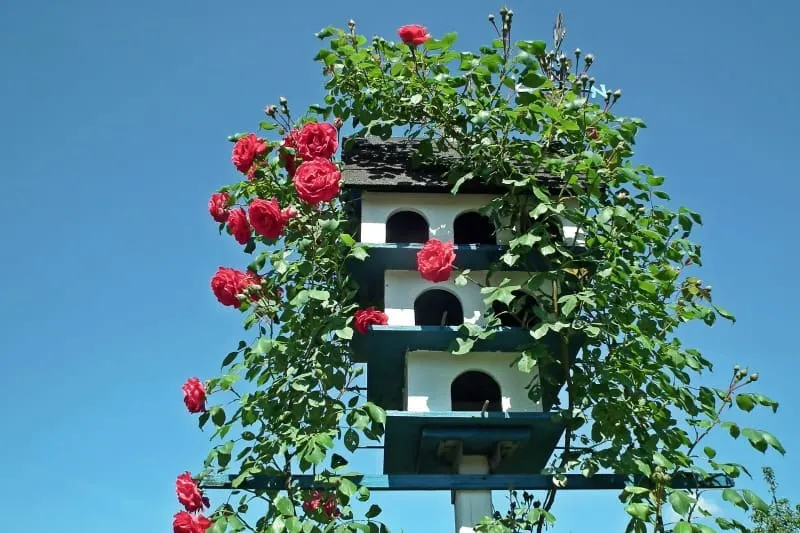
[
  {"x1": 559, "y1": 53, "x2": 568, "y2": 63},
  {"x1": 616, "y1": 190, "x2": 628, "y2": 201},
  {"x1": 580, "y1": 73, "x2": 589, "y2": 83},
  {"x1": 613, "y1": 89, "x2": 623, "y2": 101},
  {"x1": 264, "y1": 104, "x2": 277, "y2": 117},
  {"x1": 506, "y1": 9, "x2": 513, "y2": 18},
  {"x1": 488, "y1": 13, "x2": 495, "y2": 22},
  {"x1": 347, "y1": 19, "x2": 356, "y2": 28},
  {"x1": 279, "y1": 96, "x2": 288, "y2": 106},
  {"x1": 333, "y1": 117, "x2": 343, "y2": 129},
  {"x1": 750, "y1": 373, "x2": 759, "y2": 382},
  {"x1": 499, "y1": 6, "x2": 509, "y2": 15},
  {"x1": 584, "y1": 54, "x2": 595, "y2": 65},
  {"x1": 574, "y1": 48, "x2": 581, "y2": 57},
  {"x1": 587, "y1": 127, "x2": 598, "y2": 140},
  {"x1": 734, "y1": 364, "x2": 740, "y2": 371}
]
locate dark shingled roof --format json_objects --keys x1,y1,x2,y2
[{"x1": 341, "y1": 136, "x2": 564, "y2": 194}]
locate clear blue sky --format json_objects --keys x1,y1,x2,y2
[{"x1": 1, "y1": 1, "x2": 798, "y2": 531}]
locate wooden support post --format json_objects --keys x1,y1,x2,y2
[{"x1": 453, "y1": 455, "x2": 493, "y2": 533}]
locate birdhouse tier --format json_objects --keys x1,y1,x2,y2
[
  {"x1": 383, "y1": 411, "x2": 565, "y2": 475},
  {"x1": 350, "y1": 325, "x2": 583, "y2": 412}
]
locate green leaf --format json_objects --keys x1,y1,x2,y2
[
  {"x1": 451, "y1": 337, "x2": 475, "y2": 355},
  {"x1": 714, "y1": 305, "x2": 736, "y2": 322},
  {"x1": 339, "y1": 477, "x2": 357, "y2": 497},
  {"x1": 625, "y1": 502, "x2": 651, "y2": 521},
  {"x1": 735, "y1": 393, "x2": 755, "y2": 412},
  {"x1": 275, "y1": 496, "x2": 295, "y2": 516},
  {"x1": 334, "y1": 327, "x2": 353, "y2": 340},
  {"x1": 742, "y1": 428, "x2": 768, "y2": 453},
  {"x1": 653, "y1": 451, "x2": 674, "y2": 469},
  {"x1": 339, "y1": 233, "x2": 356, "y2": 246},
  {"x1": 350, "y1": 246, "x2": 369, "y2": 261},
  {"x1": 761, "y1": 430, "x2": 786, "y2": 454},
  {"x1": 673, "y1": 522, "x2": 692, "y2": 533},
  {"x1": 210, "y1": 406, "x2": 226, "y2": 426},
  {"x1": 742, "y1": 489, "x2": 769, "y2": 513},
  {"x1": 410, "y1": 94, "x2": 423, "y2": 105},
  {"x1": 208, "y1": 517, "x2": 227, "y2": 533},
  {"x1": 722, "y1": 488, "x2": 748, "y2": 511},
  {"x1": 668, "y1": 490, "x2": 692, "y2": 517},
  {"x1": 722, "y1": 421, "x2": 740, "y2": 439},
  {"x1": 365, "y1": 504, "x2": 382, "y2": 518},
  {"x1": 307, "y1": 290, "x2": 330, "y2": 301},
  {"x1": 703, "y1": 446, "x2": 717, "y2": 459},
  {"x1": 364, "y1": 402, "x2": 386, "y2": 424}
]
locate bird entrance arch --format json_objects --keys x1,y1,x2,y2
[
  {"x1": 491, "y1": 290, "x2": 541, "y2": 328},
  {"x1": 453, "y1": 211, "x2": 496, "y2": 245},
  {"x1": 386, "y1": 210, "x2": 429, "y2": 244},
  {"x1": 414, "y1": 289, "x2": 463, "y2": 326},
  {"x1": 451, "y1": 371, "x2": 502, "y2": 412}
]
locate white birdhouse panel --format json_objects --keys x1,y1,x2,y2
[
  {"x1": 405, "y1": 350, "x2": 542, "y2": 413},
  {"x1": 359, "y1": 191, "x2": 501, "y2": 244},
  {"x1": 383, "y1": 270, "x2": 550, "y2": 327}
]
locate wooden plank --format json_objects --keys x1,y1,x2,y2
[{"x1": 200, "y1": 473, "x2": 733, "y2": 491}]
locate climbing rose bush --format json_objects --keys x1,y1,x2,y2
[
  {"x1": 416, "y1": 239, "x2": 456, "y2": 282},
  {"x1": 177, "y1": 13, "x2": 784, "y2": 533}
]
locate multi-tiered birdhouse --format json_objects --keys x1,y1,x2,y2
[{"x1": 344, "y1": 137, "x2": 583, "y2": 531}]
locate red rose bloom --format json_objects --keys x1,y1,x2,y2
[
  {"x1": 397, "y1": 24, "x2": 431, "y2": 47},
  {"x1": 208, "y1": 192, "x2": 230, "y2": 223},
  {"x1": 182, "y1": 377, "x2": 206, "y2": 414},
  {"x1": 176, "y1": 472, "x2": 209, "y2": 512},
  {"x1": 227, "y1": 208, "x2": 251, "y2": 245},
  {"x1": 232, "y1": 134, "x2": 268, "y2": 175},
  {"x1": 303, "y1": 490, "x2": 323, "y2": 514},
  {"x1": 296, "y1": 122, "x2": 338, "y2": 160},
  {"x1": 293, "y1": 158, "x2": 341, "y2": 205},
  {"x1": 210, "y1": 267, "x2": 259, "y2": 307},
  {"x1": 354, "y1": 308, "x2": 389, "y2": 334},
  {"x1": 416, "y1": 239, "x2": 456, "y2": 282},
  {"x1": 323, "y1": 494, "x2": 340, "y2": 519},
  {"x1": 280, "y1": 130, "x2": 300, "y2": 176},
  {"x1": 173, "y1": 511, "x2": 212, "y2": 533},
  {"x1": 248, "y1": 198, "x2": 295, "y2": 240}
]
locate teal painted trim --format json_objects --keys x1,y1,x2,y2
[
  {"x1": 351, "y1": 326, "x2": 580, "y2": 412},
  {"x1": 200, "y1": 473, "x2": 734, "y2": 491}
]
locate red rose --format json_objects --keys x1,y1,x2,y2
[
  {"x1": 354, "y1": 308, "x2": 389, "y2": 334},
  {"x1": 296, "y1": 122, "x2": 338, "y2": 161},
  {"x1": 397, "y1": 24, "x2": 431, "y2": 47},
  {"x1": 280, "y1": 130, "x2": 300, "y2": 176},
  {"x1": 182, "y1": 377, "x2": 206, "y2": 414},
  {"x1": 323, "y1": 494, "x2": 340, "y2": 519},
  {"x1": 293, "y1": 158, "x2": 341, "y2": 205},
  {"x1": 303, "y1": 490, "x2": 323, "y2": 514},
  {"x1": 416, "y1": 239, "x2": 456, "y2": 282},
  {"x1": 208, "y1": 192, "x2": 230, "y2": 223},
  {"x1": 176, "y1": 472, "x2": 209, "y2": 512},
  {"x1": 227, "y1": 208, "x2": 251, "y2": 245},
  {"x1": 173, "y1": 511, "x2": 212, "y2": 533},
  {"x1": 231, "y1": 134, "x2": 268, "y2": 175},
  {"x1": 210, "y1": 267, "x2": 259, "y2": 307},
  {"x1": 248, "y1": 198, "x2": 295, "y2": 240}
]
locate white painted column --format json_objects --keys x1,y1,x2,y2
[{"x1": 453, "y1": 455, "x2": 492, "y2": 533}]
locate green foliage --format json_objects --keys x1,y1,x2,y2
[
  {"x1": 751, "y1": 467, "x2": 800, "y2": 533},
  {"x1": 193, "y1": 10, "x2": 783, "y2": 533}
]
